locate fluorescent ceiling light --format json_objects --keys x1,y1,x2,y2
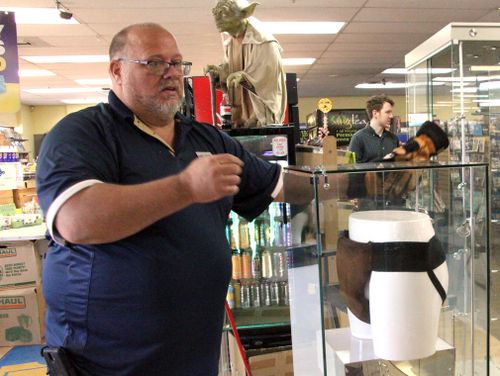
[
  {"x1": 479, "y1": 81, "x2": 500, "y2": 90},
  {"x1": 282, "y1": 58, "x2": 315, "y2": 66},
  {"x1": 62, "y1": 97, "x2": 108, "y2": 104},
  {"x1": 383, "y1": 68, "x2": 455, "y2": 75},
  {"x1": 23, "y1": 87, "x2": 106, "y2": 94},
  {"x1": 18, "y1": 69, "x2": 56, "y2": 77},
  {"x1": 75, "y1": 78, "x2": 112, "y2": 86},
  {"x1": 0, "y1": 7, "x2": 78, "y2": 24},
  {"x1": 450, "y1": 87, "x2": 478, "y2": 93},
  {"x1": 478, "y1": 99, "x2": 500, "y2": 107},
  {"x1": 262, "y1": 22, "x2": 344, "y2": 35},
  {"x1": 21, "y1": 55, "x2": 109, "y2": 64},
  {"x1": 470, "y1": 65, "x2": 500, "y2": 72},
  {"x1": 356, "y1": 82, "x2": 407, "y2": 89},
  {"x1": 433, "y1": 75, "x2": 500, "y2": 82}
]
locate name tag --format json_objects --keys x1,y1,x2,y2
[{"x1": 196, "y1": 151, "x2": 212, "y2": 158}]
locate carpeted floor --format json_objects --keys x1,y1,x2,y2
[{"x1": 0, "y1": 345, "x2": 46, "y2": 376}]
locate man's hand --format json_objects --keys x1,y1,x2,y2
[{"x1": 179, "y1": 154, "x2": 244, "y2": 203}]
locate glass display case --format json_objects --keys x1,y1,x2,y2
[
  {"x1": 219, "y1": 126, "x2": 299, "y2": 376},
  {"x1": 405, "y1": 23, "x2": 499, "y2": 374},
  {"x1": 223, "y1": 126, "x2": 298, "y2": 332},
  {"x1": 283, "y1": 161, "x2": 489, "y2": 376},
  {"x1": 405, "y1": 23, "x2": 499, "y2": 216}
]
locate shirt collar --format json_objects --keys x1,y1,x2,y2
[{"x1": 108, "y1": 90, "x2": 194, "y2": 155}]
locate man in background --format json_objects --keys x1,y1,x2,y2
[{"x1": 349, "y1": 94, "x2": 399, "y2": 163}]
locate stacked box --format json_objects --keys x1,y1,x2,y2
[
  {"x1": 0, "y1": 240, "x2": 47, "y2": 345},
  {"x1": 0, "y1": 284, "x2": 45, "y2": 346},
  {"x1": 0, "y1": 241, "x2": 42, "y2": 289},
  {"x1": 249, "y1": 350, "x2": 293, "y2": 376}
]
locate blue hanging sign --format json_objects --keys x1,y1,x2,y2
[{"x1": 0, "y1": 12, "x2": 20, "y2": 113}]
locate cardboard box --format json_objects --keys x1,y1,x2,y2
[
  {"x1": 0, "y1": 241, "x2": 42, "y2": 289},
  {"x1": 13, "y1": 187, "x2": 37, "y2": 209},
  {"x1": 0, "y1": 284, "x2": 45, "y2": 346},
  {"x1": 249, "y1": 350, "x2": 293, "y2": 376}
]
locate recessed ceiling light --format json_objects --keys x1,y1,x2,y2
[
  {"x1": 18, "y1": 69, "x2": 56, "y2": 77},
  {"x1": 479, "y1": 81, "x2": 500, "y2": 90},
  {"x1": 21, "y1": 55, "x2": 109, "y2": 64},
  {"x1": 261, "y1": 22, "x2": 344, "y2": 35},
  {"x1": 23, "y1": 88, "x2": 106, "y2": 94},
  {"x1": 355, "y1": 82, "x2": 407, "y2": 89},
  {"x1": 0, "y1": 7, "x2": 78, "y2": 24},
  {"x1": 382, "y1": 68, "x2": 455, "y2": 74},
  {"x1": 433, "y1": 75, "x2": 500, "y2": 82},
  {"x1": 282, "y1": 58, "x2": 315, "y2": 66},
  {"x1": 450, "y1": 87, "x2": 478, "y2": 93},
  {"x1": 470, "y1": 65, "x2": 500, "y2": 71}
]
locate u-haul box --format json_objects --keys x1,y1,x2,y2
[
  {"x1": 0, "y1": 241, "x2": 43, "y2": 289},
  {"x1": 0, "y1": 285, "x2": 45, "y2": 346}
]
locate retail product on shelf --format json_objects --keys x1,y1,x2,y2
[{"x1": 225, "y1": 205, "x2": 292, "y2": 311}]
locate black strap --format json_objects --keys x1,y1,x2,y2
[
  {"x1": 427, "y1": 269, "x2": 447, "y2": 304},
  {"x1": 371, "y1": 236, "x2": 446, "y2": 272}
]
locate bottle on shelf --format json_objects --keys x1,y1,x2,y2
[
  {"x1": 272, "y1": 249, "x2": 287, "y2": 280},
  {"x1": 254, "y1": 210, "x2": 270, "y2": 248},
  {"x1": 233, "y1": 281, "x2": 241, "y2": 309},
  {"x1": 250, "y1": 281, "x2": 261, "y2": 307},
  {"x1": 240, "y1": 281, "x2": 251, "y2": 309},
  {"x1": 251, "y1": 250, "x2": 262, "y2": 280},
  {"x1": 238, "y1": 218, "x2": 250, "y2": 250},
  {"x1": 231, "y1": 250, "x2": 242, "y2": 281},
  {"x1": 261, "y1": 248, "x2": 273, "y2": 279},
  {"x1": 220, "y1": 93, "x2": 232, "y2": 130},
  {"x1": 260, "y1": 280, "x2": 271, "y2": 307},
  {"x1": 226, "y1": 217, "x2": 237, "y2": 250},
  {"x1": 241, "y1": 249, "x2": 252, "y2": 280},
  {"x1": 270, "y1": 281, "x2": 280, "y2": 306},
  {"x1": 279, "y1": 281, "x2": 289, "y2": 306}
]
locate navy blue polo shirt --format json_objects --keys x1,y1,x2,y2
[
  {"x1": 348, "y1": 125, "x2": 399, "y2": 163},
  {"x1": 36, "y1": 91, "x2": 280, "y2": 376}
]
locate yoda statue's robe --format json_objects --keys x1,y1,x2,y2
[{"x1": 221, "y1": 18, "x2": 287, "y2": 128}]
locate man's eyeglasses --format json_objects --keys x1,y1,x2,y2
[{"x1": 118, "y1": 58, "x2": 192, "y2": 76}]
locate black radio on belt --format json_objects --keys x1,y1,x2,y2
[{"x1": 41, "y1": 346, "x2": 79, "y2": 376}]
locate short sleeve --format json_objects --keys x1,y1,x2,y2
[
  {"x1": 36, "y1": 109, "x2": 119, "y2": 221},
  {"x1": 217, "y1": 132, "x2": 281, "y2": 221},
  {"x1": 349, "y1": 132, "x2": 363, "y2": 163}
]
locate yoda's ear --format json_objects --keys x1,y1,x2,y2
[{"x1": 241, "y1": 2, "x2": 259, "y2": 18}]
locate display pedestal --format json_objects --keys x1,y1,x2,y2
[{"x1": 323, "y1": 328, "x2": 455, "y2": 376}]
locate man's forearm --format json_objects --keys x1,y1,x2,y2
[{"x1": 55, "y1": 175, "x2": 193, "y2": 244}]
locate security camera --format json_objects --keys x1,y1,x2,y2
[{"x1": 59, "y1": 10, "x2": 73, "y2": 19}]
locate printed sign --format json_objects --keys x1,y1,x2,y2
[
  {"x1": 0, "y1": 12, "x2": 21, "y2": 113},
  {"x1": 316, "y1": 109, "x2": 369, "y2": 146},
  {"x1": 271, "y1": 136, "x2": 288, "y2": 157}
]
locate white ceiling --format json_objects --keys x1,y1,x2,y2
[{"x1": 7, "y1": 0, "x2": 500, "y2": 105}]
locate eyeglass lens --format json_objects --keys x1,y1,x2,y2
[{"x1": 150, "y1": 61, "x2": 191, "y2": 76}]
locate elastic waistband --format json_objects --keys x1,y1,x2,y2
[{"x1": 371, "y1": 236, "x2": 446, "y2": 272}]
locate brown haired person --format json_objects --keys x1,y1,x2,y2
[
  {"x1": 348, "y1": 94, "x2": 399, "y2": 163},
  {"x1": 347, "y1": 95, "x2": 399, "y2": 204}
]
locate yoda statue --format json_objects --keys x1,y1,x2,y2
[{"x1": 205, "y1": 0, "x2": 287, "y2": 128}]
